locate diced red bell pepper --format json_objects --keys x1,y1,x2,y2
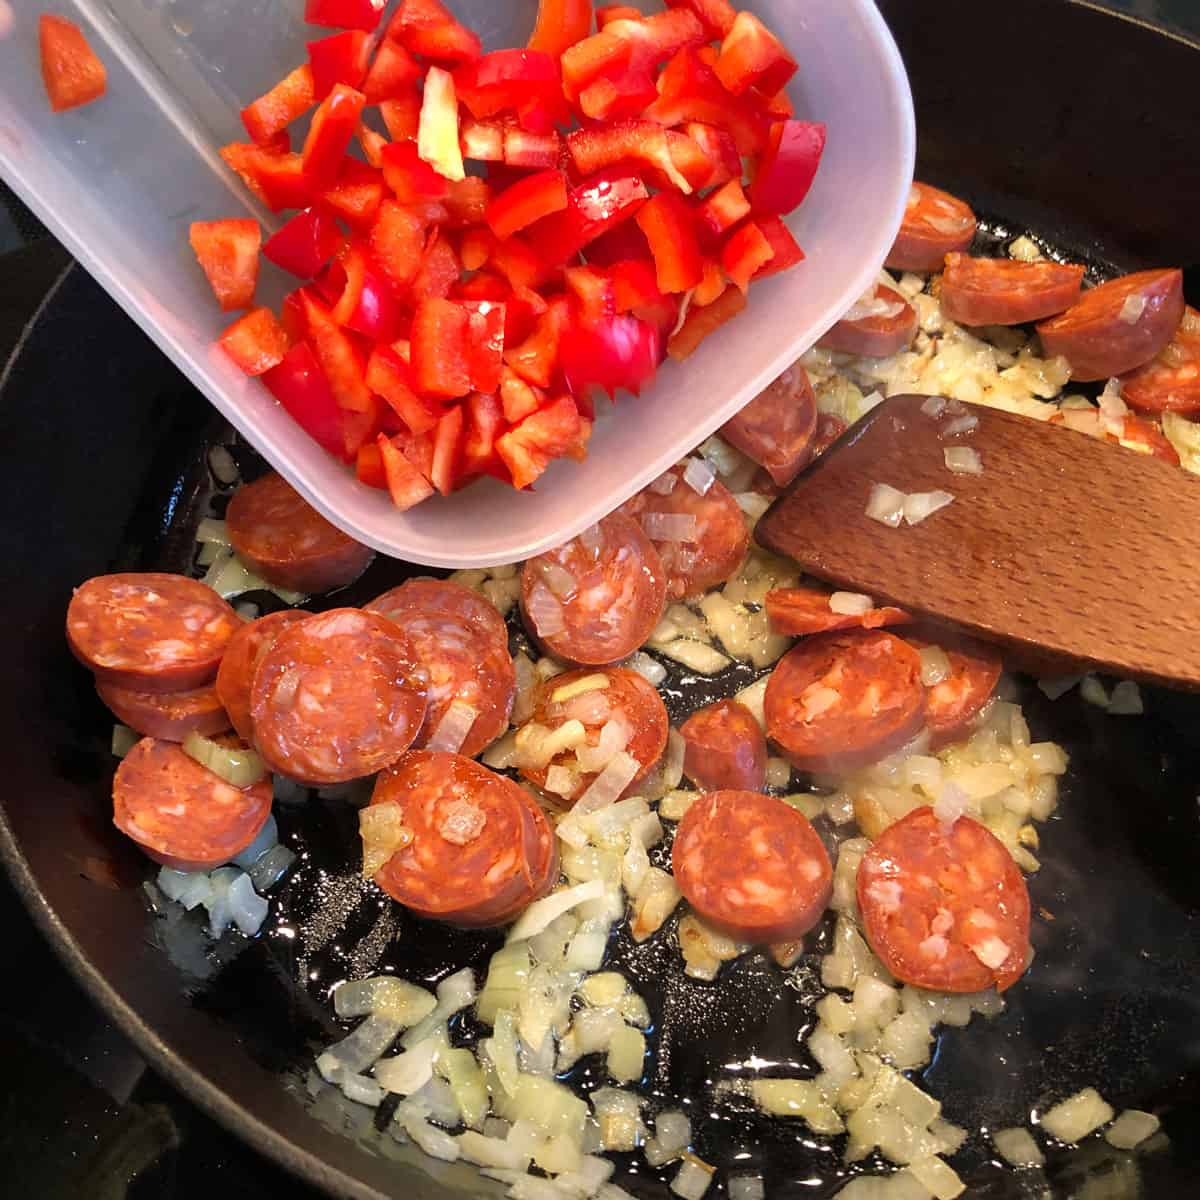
[
  {"x1": 381, "y1": 140, "x2": 451, "y2": 203},
  {"x1": 505, "y1": 296, "x2": 571, "y2": 388},
  {"x1": 489, "y1": 234, "x2": 557, "y2": 291},
  {"x1": 576, "y1": 70, "x2": 655, "y2": 124},
  {"x1": 461, "y1": 391, "x2": 506, "y2": 479},
  {"x1": 411, "y1": 232, "x2": 463, "y2": 302},
  {"x1": 366, "y1": 344, "x2": 443, "y2": 433},
  {"x1": 597, "y1": 6, "x2": 642, "y2": 30},
  {"x1": 39, "y1": 15, "x2": 107, "y2": 113},
  {"x1": 356, "y1": 121, "x2": 388, "y2": 167},
  {"x1": 340, "y1": 395, "x2": 385, "y2": 460},
  {"x1": 754, "y1": 214, "x2": 806, "y2": 278},
  {"x1": 264, "y1": 205, "x2": 344, "y2": 278},
  {"x1": 280, "y1": 289, "x2": 310, "y2": 343},
  {"x1": 419, "y1": 66, "x2": 466, "y2": 183},
  {"x1": 528, "y1": 0, "x2": 594, "y2": 57},
  {"x1": 461, "y1": 118, "x2": 505, "y2": 162},
  {"x1": 664, "y1": 0, "x2": 736, "y2": 40},
  {"x1": 260, "y1": 129, "x2": 293, "y2": 155},
  {"x1": 241, "y1": 65, "x2": 315, "y2": 146},
  {"x1": 443, "y1": 177, "x2": 492, "y2": 227},
  {"x1": 487, "y1": 170, "x2": 569, "y2": 240},
  {"x1": 323, "y1": 157, "x2": 386, "y2": 228},
  {"x1": 568, "y1": 120, "x2": 694, "y2": 194},
  {"x1": 697, "y1": 45, "x2": 719, "y2": 68},
  {"x1": 331, "y1": 242, "x2": 407, "y2": 341},
  {"x1": 698, "y1": 178, "x2": 751, "y2": 241},
  {"x1": 610, "y1": 259, "x2": 663, "y2": 313},
  {"x1": 392, "y1": 426, "x2": 435, "y2": 480},
  {"x1": 461, "y1": 301, "x2": 507, "y2": 395},
  {"x1": 430, "y1": 405, "x2": 465, "y2": 495},
  {"x1": 305, "y1": 0, "x2": 386, "y2": 32},
  {"x1": 564, "y1": 266, "x2": 616, "y2": 328},
  {"x1": 455, "y1": 50, "x2": 565, "y2": 126},
  {"x1": 636, "y1": 193, "x2": 702, "y2": 293},
  {"x1": 560, "y1": 314, "x2": 660, "y2": 398},
  {"x1": 240, "y1": 148, "x2": 315, "y2": 211},
  {"x1": 387, "y1": 0, "x2": 481, "y2": 66},
  {"x1": 379, "y1": 91, "x2": 422, "y2": 142},
  {"x1": 356, "y1": 440, "x2": 387, "y2": 488},
  {"x1": 301, "y1": 291, "x2": 373, "y2": 410},
  {"x1": 694, "y1": 258, "x2": 726, "y2": 306},
  {"x1": 684, "y1": 123, "x2": 741, "y2": 188},
  {"x1": 561, "y1": 31, "x2": 631, "y2": 100},
  {"x1": 665, "y1": 131, "x2": 715, "y2": 192},
  {"x1": 455, "y1": 273, "x2": 510, "y2": 304},
  {"x1": 755, "y1": 86, "x2": 794, "y2": 118},
  {"x1": 362, "y1": 39, "x2": 421, "y2": 103},
  {"x1": 313, "y1": 261, "x2": 347, "y2": 306},
  {"x1": 497, "y1": 395, "x2": 591, "y2": 489},
  {"x1": 632, "y1": 293, "x2": 681, "y2": 341},
  {"x1": 307, "y1": 31, "x2": 370, "y2": 101},
  {"x1": 500, "y1": 366, "x2": 544, "y2": 424},
  {"x1": 219, "y1": 307, "x2": 292, "y2": 376},
  {"x1": 504, "y1": 128, "x2": 562, "y2": 170},
  {"x1": 583, "y1": 218, "x2": 651, "y2": 267},
  {"x1": 302, "y1": 84, "x2": 366, "y2": 189},
  {"x1": 189, "y1": 219, "x2": 261, "y2": 311},
  {"x1": 667, "y1": 282, "x2": 746, "y2": 360},
  {"x1": 411, "y1": 298, "x2": 472, "y2": 398},
  {"x1": 263, "y1": 342, "x2": 349, "y2": 459},
  {"x1": 532, "y1": 169, "x2": 649, "y2": 265},
  {"x1": 377, "y1": 433, "x2": 436, "y2": 508},
  {"x1": 460, "y1": 228, "x2": 493, "y2": 272},
  {"x1": 749, "y1": 120, "x2": 826, "y2": 216},
  {"x1": 721, "y1": 220, "x2": 775, "y2": 292},
  {"x1": 368, "y1": 200, "x2": 427, "y2": 291},
  {"x1": 714, "y1": 11, "x2": 797, "y2": 98}
]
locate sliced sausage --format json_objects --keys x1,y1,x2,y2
[
  {"x1": 521, "y1": 512, "x2": 667, "y2": 666},
  {"x1": 1120, "y1": 305, "x2": 1200, "y2": 416},
  {"x1": 1036, "y1": 268, "x2": 1185, "y2": 381},
  {"x1": 764, "y1": 630, "x2": 925, "y2": 773},
  {"x1": 940, "y1": 254, "x2": 1085, "y2": 327},
  {"x1": 720, "y1": 363, "x2": 818, "y2": 488},
  {"x1": 857, "y1": 806, "x2": 1032, "y2": 993},
  {"x1": 370, "y1": 750, "x2": 557, "y2": 927},
  {"x1": 225, "y1": 471, "x2": 375, "y2": 594},
  {"x1": 215, "y1": 609, "x2": 308, "y2": 743},
  {"x1": 622, "y1": 464, "x2": 750, "y2": 600},
  {"x1": 907, "y1": 633, "x2": 1002, "y2": 749},
  {"x1": 250, "y1": 608, "x2": 427, "y2": 785},
  {"x1": 679, "y1": 699, "x2": 767, "y2": 792},
  {"x1": 672, "y1": 790, "x2": 833, "y2": 943},
  {"x1": 886, "y1": 182, "x2": 977, "y2": 272},
  {"x1": 67, "y1": 573, "x2": 241, "y2": 693},
  {"x1": 766, "y1": 587, "x2": 912, "y2": 638},
  {"x1": 520, "y1": 667, "x2": 669, "y2": 805},
  {"x1": 818, "y1": 285, "x2": 919, "y2": 359},
  {"x1": 810, "y1": 413, "x2": 848, "y2": 460},
  {"x1": 113, "y1": 736, "x2": 273, "y2": 872},
  {"x1": 1119, "y1": 413, "x2": 1180, "y2": 464},
  {"x1": 366, "y1": 579, "x2": 515, "y2": 758},
  {"x1": 97, "y1": 680, "x2": 231, "y2": 742}
]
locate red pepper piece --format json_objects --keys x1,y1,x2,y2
[
  {"x1": 443, "y1": 177, "x2": 492, "y2": 228},
  {"x1": 564, "y1": 266, "x2": 616, "y2": 328},
  {"x1": 305, "y1": 0, "x2": 386, "y2": 32},
  {"x1": 560, "y1": 314, "x2": 660, "y2": 398},
  {"x1": 694, "y1": 259, "x2": 726, "y2": 306},
  {"x1": 497, "y1": 395, "x2": 592, "y2": 489},
  {"x1": 430, "y1": 405, "x2": 465, "y2": 495},
  {"x1": 368, "y1": 200, "x2": 427, "y2": 292},
  {"x1": 392, "y1": 427, "x2": 435, "y2": 481},
  {"x1": 241, "y1": 65, "x2": 315, "y2": 146},
  {"x1": 665, "y1": 131, "x2": 716, "y2": 192},
  {"x1": 377, "y1": 433, "x2": 436, "y2": 509},
  {"x1": 568, "y1": 120, "x2": 693, "y2": 194},
  {"x1": 500, "y1": 366, "x2": 544, "y2": 424},
  {"x1": 504, "y1": 296, "x2": 571, "y2": 388},
  {"x1": 219, "y1": 308, "x2": 292, "y2": 376},
  {"x1": 531, "y1": 169, "x2": 649, "y2": 265},
  {"x1": 356, "y1": 441, "x2": 388, "y2": 489},
  {"x1": 461, "y1": 118, "x2": 505, "y2": 162},
  {"x1": 755, "y1": 86, "x2": 794, "y2": 118},
  {"x1": 322, "y1": 157, "x2": 386, "y2": 228},
  {"x1": 387, "y1": 0, "x2": 481, "y2": 66},
  {"x1": 504, "y1": 128, "x2": 562, "y2": 170},
  {"x1": 698, "y1": 178, "x2": 751, "y2": 242},
  {"x1": 597, "y1": 6, "x2": 643, "y2": 29},
  {"x1": 357, "y1": 122, "x2": 388, "y2": 167},
  {"x1": 528, "y1": 0, "x2": 594, "y2": 57},
  {"x1": 714, "y1": 11, "x2": 797, "y2": 98},
  {"x1": 313, "y1": 260, "x2": 348, "y2": 306},
  {"x1": 583, "y1": 219, "x2": 651, "y2": 266},
  {"x1": 561, "y1": 31, "x2": 631, "y2": 99},
  {"x1": 264, "y1": 205, "x2": 344, "y2": 278},
  {"x1": 280, "y1": 289, "x2": 310, "y2": 343},
  {"x1": 411, "y1": 298, "x2": 472, "y2": 398},
  {"x1": 664, "y1": 0, "x2": 736, "y2": 40},
  {"x1": 247, "y1": 150, "x2": 315, "y2": 211},
  {"x1": 490, "y1": 234, "x2": 557, "y2": 291},
  {"x1": 331, "y1": 242, "x2": 407, "y2": 341},
  {"x1": 260, "y1": 129, "x2": 293, "y2": 155},
  {"x1": 189, "y1": 219, "x2": 260, "y2": 311},
  {"x1": 486, "y1": 170, "x2": 569, "y2": 240},
  {"x1": 411, "y1": 232, "x2": 463, "y2": 302},
  {"x1": 503, "y1": 286, "x2": 549, "y2": 346},
  {"x1": 667, "y1": 282, "x2": 746, "y2": 360},
  {"x1": 307, "y1": 31, "x2": 370, "y2": 101},
  {"x1": 577, "y1": 63, "x2": 658, "y2": 124},
  {"x1": 379, "y1": 91, "x2": 422, "y2": 142},
  {"x1": 632, "y1": 293, "x2": 681, "y2": 341},
  {"x1": 721, "y1": 220, "x2": 775, "y2": 292},
  {"x1": 340, "y1": 395, "x2": 385, "y2": 460},
  {"x1": 302, "y1": 84, "x2": 366, "y2": 190},
  {"x1": 366, "y1": 344, "x2": 443, "y2": 434},
  {"x1": 263, "y1": 342, "x2": 349, "y2": 460},
  {"x1": 610, "y1": 259, "x2": 664, "y2": 313},
  {"x1": 637, "y1": 192, "x2": 702, "y2": 293},
  {"x1": 461, "y1": 391, "x2": 507, "y2": 479},
  {"x1": 300, "y1": 291, "x2": 373, "y2": 410},
  {"x1": 455, "y1": 273, "x2": 510, "y2": 304},
  {"x1": 753, "y1": 214, "x2": 806, "y2": 278},
  {"x1": 362, "y1": 39, "x2": 421, "y2": 103},
  {"x1": 39, "y1": 15, "x2": 107, "y2": 113},
  {"x1": 456, "y1": 50, "x2": 566, "y2": 126},
  {"x1": 685, "y1": 123, "x2": 741, "y2": 188},
  {"x1": 380, "y1": 140, "x2": 450, "y2": 203},
  {"x1": 461, "y1": 301, "x2": 507, "y2": 395},
  {"x1": 749, "y1": 119, "x2": 826, "y2": 216}
]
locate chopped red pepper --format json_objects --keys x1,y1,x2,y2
[
  {"x1": 664, "y1": 131, "x2": 715, "y2": 192},
  {"x1": 331, "y1": 242, "x2": 407, "y2": 341},
  {"x1": 576, "y1": 67, "x2": 657, "y2": 124},
  {"x1": 219, "y1": 308, "x2": 292, "y2": 376},
  {"x1": 340, "y1": 395, "x2": 385, "y2": 459},
  {"x1": 721, "y1": 220, "x2": 775, "y2": 292},
  {"x1": 411, "y1": 232, "x2": 463, "y2": 302},
  {"x1": 39, "y1": 15, "x2": 107, "y2": 113},
  {"x1": 714, "y1": 11, "x2": 798, "y2": 97},
  {"x1": 597, "y1": 6, "x2": 643, "y2": 30},
  {"x1": 264, "y1": 205, "x2": 344, "y2": 279},
  {"x1": 368, "y1": 200, "x2": 427, "y2": 292},
  {"x1": 489, "y1": 234, "x2": 557, "y2": 291},
  {"x1": 443, "y1": 177, "x2": 492, "y2": 227},
  {"x1": 500, "y1": 366, "x2": 544, "y2": 424},
  {"x1": 305, "y1": 0, "x2": 386, "y2": 32},
  {"x1": 307, "y1": 31, "x2": 371, "y2": 101},
  {"x1": 323, "y1": 157, "x2": 386, "y2": 228},
  {"x1": 497, "y1": 395, "x2": 591, "y2": 489},
  {"x1": 461, "y1": 118, "x2": 505, "y2": 162},
  {"x1": 366, "y1": 344, "x2": 443, "y2": 433},
  {"x1": 568, "y1": 120, "x2": 694, "y2": 194},
  {"x1": 560, "y1": 313, "x2": 660, "y2": 397},
  {"x1": 505, "y1": 296, "x2": 571, "y2": 388},
  {"x1": 528, "y1": 0, "x2": 594, "y2": 58},
  {"x1": 362, "y1": 40, "x2": 422, "y2": 103},
  {"x1": 461, "y1": 392, "x2": 507, "y2": 479},
  {"x1": 684, "y1": 122, "x2": 741, "y2": 188},
  {"x1": 240, "y1": 148, "x2": 315, "y2": 211},
  {"x1": 241, "y1": 64, "x2": 316, "y2": 146},
  {"x1": 356, "y1": 121, "x2": 388, "y2": 166},
  {"x1": 561, "y1": 31, "x2": 632, "y2": 102},
  {"x1": 379, "y1": 91, "x2": 422, "y2": 142},
  {"x1": 582, "y1": 218, "x2": 652, "y2": 266},
  {"x1": 753, "y1": 214, "x2": 806, "y2": 278},
  {"x1": 263, "y1": 343, "x2": 350, "y2": 460},
  {"x1": 610, "y1": 259, "x2": 664, "y2": 312},
  {"x1": 486, "y1": 169, "x2": 569, "y2": 240},
  {"x1": 301, "y1": 290, "x2": 373, "y2": 410},
  {"x1": 460, "y1": 301, "x2": 507, "y2": 394},
  {"x1": 301, "y1": 84, "x2": 366, "y2": 189},
  {"x1": 565, "y1": 265, "x2": 617, "y2": 328},
  {"x1": 504, "y1": 127, "x2": 562, "y2": 170},
  {"x1": 380, "y1": 140, "x2": 450, "y2": 203},
  {"x1": 694, "y1": 258, "x2": 726, "y2": 306},
  {"x1": 667, "y1": 282, "x2": 746, "y2": 360},
  {"x1": 456, "y1": 50, "x2": 568, "y2": 132},
  {"x1": 280, "y1": 289, "x2": 310, "y2": 343},
  {"x1": 756, "y1": 86, "x2": 794, "y2": 118},
  {"x1": 698, "y1": 178, "x2": 751, "y2": 241},
  {"x1": 411, "y1": 298, "x2": 472, "y2": 398},
  {"x1": 387, "y1": 0, "x2": 481, "y2": 66},
  {"x1": 664, "y1": 0, "x2": 736, "y2": 40},
  {"x1": 636, "y1": 192, "x2": 703, "y2": 293},
  {"x1": 377, "y1": 433, "x2": 436, "y2": 509},
  {"x1": 532, "y1": 168, "x2": 649, "y2": 265},
  {"x1": 189, "y1": 219, "x2": 261, "y2": 311},
  {"x1": 749, "y1": 119, "x2": 826, "y2": 216},
  {"x1": 430, "y1": 405, "x2": 465, "y2": 494},
  {"x1": 356, "y1": 441, "x2": 387, "y2": 489}
]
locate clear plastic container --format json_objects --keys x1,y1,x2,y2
[{"x1": 0, "y1": 1, "x2": 913, "y2": 568}]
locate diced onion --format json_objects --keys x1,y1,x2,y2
[
  {"x1": 630, "y1": 868, "x2": 681, "y2": 942},
  {"x1": 1119, "y1": 294, "x2": 1147, "y2": 324},
  {"x1": 1039, "y1": 1087, "x2": 1115, "y2": 1143},
  {"x1": 483, "y1": 731, "x2": 520, "y2": 770},
  {"x1": 670, "y1": 1153, "x2": 715, "y2": 1200},
  {"x1": 335, "y1": 977, "x2": 437, "y2": 1025},
  {"x1": 1080, "y1": 675, "x2": 1110, "y2": 708},
  {"x1": 359, "y1": 804, "x2": 414, "y2": 879},
  {"x1": 751, "y1": 1080, "x2": 844, "y2": 1135},
  {"x1": 552, "y1": 673, "x2": 611, "y2": 704},
  {"x1": 625, "y1": 651, "x2": 668, "y2": 686},
  {"x1": 918, "y1": 646, "x2": 952, "y2": 686},
  {"x1": 574, "y1": 751, "x2": 641, "y2": 815},
  {"x1": 373, "y1": 1035, "x2": 442, "y2": 1096},
  {"x1": 682, "y1": 456, "x2": 716, "y2": 496},
  {"x1": 540, "y1": 561, "x2": 577, "y2": 599},
  {"x1": 318, "y1": 1014, "x2": 405, "y2": 1083},
  {"x1": 940, "y1": 414, "x2": 979, "y2": 437},
  {"x1": 728, "y1": 1177, "x2": 765, "y2": 1200},
  {"x1": 734, "y1": 492, "x2": 773, "y2": 524},
  {"x1": 526, "y1": 583, "x2": 566, "y2": 638},
  {"x1": 340, "y1": 1073, "x2": 385, "y2": 1108},
  {"x1": 866, "y1": 483, "x2": 907, "y2": 528},
  {"x1": 508, "y1": 880, "x2": 607, "y2": 943},
  {"x1": 196, "y1": 517, "x2": 231, "y2": 545},
  {"x1": 765, "y1": 758, "x2": 791, "y2": 790},
  {"x1": 642, "y1": 512, "x2": 699, "y2": 542},
  {"x1": 649, "y1": 472, "x2": 679, "y2": 495},
  {"x1": 231, "y1": 814, "x2": 279, "y2": 871},
  {"x1": 658, "y1": 639, "x2": 730, "y2": 675},
  {"x1": 903, "y1": 490, "x2": 955, "y2": 526},
  {"x1": 1104, "y1": 1109, "x2": 1160, "y2": 1150},
  {"x1": 659, "y1": 789, "x2": 697, "y2": 822},
  {"x1": 182, "y1": 732, "x2": 267, "y2": 787},
  {"x1": 208, "y1": 446, "x2": 240, "y2": 485},
  {"x1": 1037, "y1": 674, "x2": 1081, "y2": 701},
  {"x1": 607, "y1": 1026, "x2": 646, "y2": 1083},
  {"x1": 944, "y1": 447, "x2": 982, "y2": 475},
  {"x1": 992, "y1": 1127, "x2": 1044, "y2": 1166},
  {"x1": 1108, "y1": 680, "x2": 1143, "y2": 715},
  {"x1": 566, "y1": 929, "x2": 609, "y2": 972},
  {"x1": 830, "y1": 591, "x2": 874, "y2": 616},
  {"x1": 592, "y1": 1088, "x2": 642, "y2": 1152},
  {"x1": 156, "y1": 865, "x2": 213, "y2": 911},
  {"x1": 544, "y1": 765, "x2": 579, "y2": 798},
  {"x1": 426, "y1": 701, "x2": 478, "y2": 754},
  {"x1": 399, "y1": 1114, "x2": 461, "y2": 1162},
  {"x1": 735, "y1": 677, "x2": 768, "y2": 728},
  {"x1": 907, "y1": 1156, "x2": 965, "y2": 1199},
  {"x1": 111, "y1": 724, "x2": 138, "y2": 759},
  {"x1": 921, "y1": 397, "x2": 947, "y2": 418}
]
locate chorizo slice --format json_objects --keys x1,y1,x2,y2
[
  {"x1": 672, "y1": 790, "x2": 832, "y2": 943},
  {"x1": 113, "y1": 737, "x2": 272, "y2": 872},
  {"x1": 97, "y1": 680, "x2": 231, "y2": 742},
  {"x1": 521, "y1": 512, "x2": 667, "y2": 666},
  {"x1": 621, "y1": 464, "x2": 750, "y2": 600},
  {"x1": 857, "y1": 806, "x2": 1032, "y2": 993},
  {"x1": 370, "y1": 750, "x2": 555, "y2": 927},
  {"x1": 1036, "y1": 268, "x2": 1185, "y2": 381},
  {"x1": 720, "y1": 363, "x2": 818, "y2": 488},
  {"x1": 67, "y1": 572, "x2": 241, "y2": 693},
  {"x1": 1120, "y1": 305, "x2": 1200, "y2": 416},
  {"x1": 764, "y1": 630, "x2": 925, "y2": 773},
  {"x1": 366, "y1": 579, "x2": 515, "y2": 758},
  {"x1": 908, "y1": 633, "x2": 1002, "y2": 748},
  {"x1": 886, "y1": 182, "x2": 977, "y2": 272},
  {"x1": 225, "y1": 471, "x2": 375, "y2": 594},
  {"x1": 818, "y1": 285, "x2": 919, "y2": 359},
  {"x1": 766, "y1": 587, "x2": 912, "y2": 638},
  {"x1": 810, "y1": 413, "x2": 848, "y2": 460},
  {"x1": 679, "y1": 699, "x2": 767, "y2": 793},
  {"x1": 940, "y1": 254, "x2": 1085, "y2": 327},
  {"x1": 215, "y1": 610, "x2": 308, "y2": 743},
  {"x1": 250, "y1": 609, "x2": 427, "y2": 785}
]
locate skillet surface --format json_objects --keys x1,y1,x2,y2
[{"x1": 4, "y1": 1, "x2": 1200, "y2": 1196}]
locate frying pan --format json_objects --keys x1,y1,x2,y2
[{"x1": 3, "y1": 1, "x2": 1200, "y2": 1197}]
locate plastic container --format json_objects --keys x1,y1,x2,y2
[{"x1": 0, "y1": 1, "x2": 913, "y2": 568}]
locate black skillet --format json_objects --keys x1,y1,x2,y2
[{"x1": 3, "y1": 1, "x2": 1200, "y2": 1197}]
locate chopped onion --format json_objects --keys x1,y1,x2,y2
[
  {"x1": 940, "y1": 413, "x2": 979, "y2": 437},
  {"x1": 232, "y1": 815, "x2": 279, "y2": 870},
  {"x1": 661, "y1": 729, "x2": 686, "y2": 792},
  {"x1": 339, "y1": 1073, "x2": 385, "y2": 1107},
  {"x1": 592, "y1": 1088, "x2": 643, "y2": 1152},
  {"x1": 670, "y1": 1153, "x2": 715, "y2": 1200},
  {"x1": 1108, "y1": 680, "x2": 1143, "y2": 715},
  {"x1": 318, "y1": 1013, "x2": 405, "y2": 1083},
  {"x1": 182, "y1": 732, "x2": 267, "y2": 787},
  {"x1": 111, "y1": 723, "x2": 138, "y2": 759},
  {"x1": 1104, "y1": 1109, "x2": 1160, "y2": 1150},
  {"x1": 551, "y1": 673, "x2": 611, "y2": 704},
  {"x1": 682, "y1": 456, "x2": 716, "y2": 496},
  {"x1": 156, "y1": 866, "x2": 213, "y2": 911},
  {"x1": 426, "y1": 701, "x2": 478, "y2": 754},
  {"x1": 734, "y1": 492, "x2": 772, "y2": 524},
  {"x1": 735, "y1": 677, "x2": 768, "y2": 728},
  {"x1": 1040, "y1": 1087, "x2": 1114, "y2": 1143},
  {"x1": 765, "y1": 757, "x2": 791, "y2": 790},
  {"x1": 1038, "y1": 674, "x2": 1081, "y2": 701},
  {"x1": 625, "y1": 651, "x2": 668, "y2": 686},
  {"x1": 507, "y1": 880, "x2": 607, "y2": 943},
  {"x1": 399, "y1": 1114, "x2": 461, "y2": 1162},
  {"x1": 574, "y1": 751, "x2": 641, "y2": 815},
  {"x1": 1079, "y1": 675, "x2": 1110, "y2": 708},
  {"x1": 659, "y1": 789, "x2": 697, "y2": 822},
  {"x1": 752, "y1": 1080, "x2": 844, "y2": 1135},
  {"x1": 512, "y1": 654, "x2": 538, "y2": 726},
  {"x1": 373, "y1": 1035, "x2": 442, "y2": 1096},
  {"x1": 526, "y1": 583, "x2": 566, "y2": 638},
  {"x1": 944, "y1": 447, "x2": 982, "y2": 475},
  {"x1": 642, "y1": 512, "x2": 698, "y2": 542},
  {"x1": 830, "y1": 591, "x2": 874, "y2": 616},
  {"x1": 566, "y1": 928, "x2": 609, "y2": 972},
  {"x1": 992, "y1": 1126, "x2": 1044, "y2": 1166},
  {"x1": 335, "y1": 977, "x2": 437, "y2": 1024},
  {"x1": 728, "y1": 1177, "x2": 765, "y2": 1200},
  {"x1": 1119, "y1": 294, "x2": 1147, "y2": 324},
  {"x1": 225, "y1": 870, "x2": 269, "y2": 936},
  {"x1": 208, "y1": 445, "x2": 240, "y2": 485},
  {"x1": 195, "y1": 517, "x2": 231, "y2": 546},
  {"x1": 903, "y1": 490, "x2": 954, "y2": 526},
  {"x1": 658, "y1": 639, "x2": 730, "y2": 675},
  {"x1": 866, "y1": 483, "x2": 907, "y2": 528},
  {"x1": 607, "y1": 1026, "x2": 646, "y2": 1084},
  {"x1": 649, "y1": 471, "x2": 679, "y2": 495},
  {"x1": 544, "y1": 765, "x2": 579, "y2": 798},
  {"x1": 907, "y1": 1155, "x2": 965, "y2": 1199},
  {"x1": 921, "y1": 396, "x2": 948, "y2": 419},
  {"x1": 402, "y1": 968, "x2": 477, "y2": 1049},
  {"x1": 483, "y1": 731, "x2": 520, "y2": 771},
  {"x1": 201, "y1": 867, "x2": 240, "y2": 934},
  {"x1": 630, "y1": 868, "x2": 681, "y2": 942},
  {"x1": 918, "y1": 646, "x2": 952, "y2": 686},
  {"x1": 359, "y1": 804, "x2": 414, "y2": 879}
]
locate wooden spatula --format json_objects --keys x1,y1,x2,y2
[{"x1": 755, "y1": 393, "x2": 1200, "y2": 689}]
